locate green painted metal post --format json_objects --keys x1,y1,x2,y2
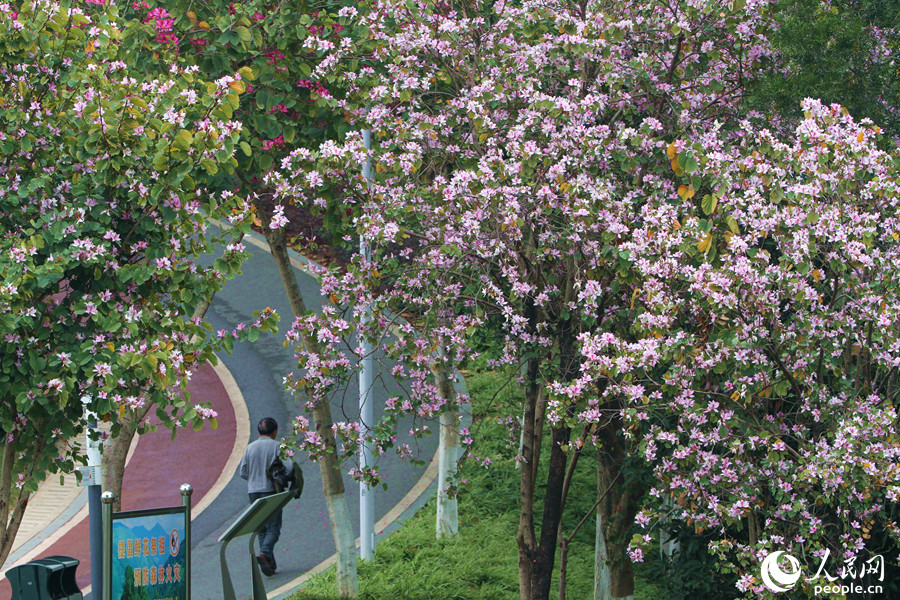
[
  {"x1": 181, "y1": 484, "x2": 193, "y2": 600},
  {"x1": 101, "y1": 491, "x2": 114, "y2": 600}
]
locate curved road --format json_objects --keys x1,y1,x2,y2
[{"x1": 192, "y1": 231, "x2": 441, "y2": 599}]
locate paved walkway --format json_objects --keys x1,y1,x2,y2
[{"x1": 0, "y1": 230, "x2": 442, "y2": 600}]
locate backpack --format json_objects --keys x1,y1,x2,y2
[{"x1": 267, "y1": 458, "x2": 304, "y2": 499}]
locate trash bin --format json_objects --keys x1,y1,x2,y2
[
  {"x1": 5, "y1": 555, "x2": 82, "y2": 600},
  {"x1": 43, "y1": 556, "x2": 82, "y2": 600}
]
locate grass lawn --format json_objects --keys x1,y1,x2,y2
[{"x1": 288, "y1": 369, "x2": 667, "y2": 600}]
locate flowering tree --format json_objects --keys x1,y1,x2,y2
[
  {"x1": 604, "y1": 101, "x2": 900, "y2": 597},
  {"x1": 115, "y1": 1, "x2": 364, "y2": 591},
  {"x1": 0, "y1": 0, "x2": 276, "y2": 564},
  {"x1": 262, "y1": 0, "x2": 798, "y2": 599}
]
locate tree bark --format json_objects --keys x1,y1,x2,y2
[
  {"x1": 530, "y1": 425, "x2": 570, "y2": 599},
  {"x1": 516, "y1": 355, "x2": 574, "y2": 600},
  {"x1": 531, "y1": 388, "x2": 545, "y2": 486},
  {"x1": 435, "y1": 360, "x2": 459, "y2": 538},
  {"x1": 517, "y1": 357, "x2": 540, "y2": 600},
  {"x1": 0, "y1": 488, "x2": 32, "y2": 566},
  {"x1": 594, "y1": 420, "x2": 641, "y2": 600},
  {"x1": 102, "y1": 281, "x2": 220, "y2": 512},
  {"x1": 103, "y1": 412, "x2": 142, "y2": 512},
  {"x1": 0, "y1": 434, "x2": 45, "y2": 565},
  {"x1": 264, "y1": 223, "x2": 358, "y2": 596}
]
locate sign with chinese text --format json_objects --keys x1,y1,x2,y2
[{"x1": 110, "y1": 506, "x2": 187, "y2": 600}]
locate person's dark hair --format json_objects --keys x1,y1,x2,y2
[{"x1": 258, "y1": 417, "x2": 278, "y2": 436}]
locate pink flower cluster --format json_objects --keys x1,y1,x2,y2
[
  {"x1": 297, "y1": 78, "x2": 329, "y2": 98},
  {"x1": 265, "y1": 50, "x2": 285, "y2": 65},
  {"x1": 261, "y1": 135, "x2": 284, "y2": 150},
  {"x1": 145, "y1": 7, "x2": 177, "y2": 45}
]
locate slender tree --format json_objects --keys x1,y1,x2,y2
[{"x1": 109, "y1": 1, "x2": 362, "y2": 587}]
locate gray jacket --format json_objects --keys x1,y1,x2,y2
[{"x1": 238, "y1": 436, "x2": 293, "y2": 494}]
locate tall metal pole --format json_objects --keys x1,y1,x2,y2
[
  {"x1": 359, "y1": 127, "x2": 376, "y2": 561},
  {"x1": 181, "y1": 484, "x2": 193, "y2": 600},
  {"x1": 101, "y1": 491, "x2": 114, "y2": 600},
  {"x1": 82, "y1": 396, "x2": 104, "y2": 599}
]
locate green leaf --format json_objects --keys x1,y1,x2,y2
[
  {"x1": 726, "y1": 216, "x2": 740, "y2": 234},
  {"x1": 218, "y1": 101, "x2": 233, "y2": 119},
  {"x1": 701, "y1": 194, "x2": 718, "y2": 215},
  {"x1": 440, "y1": 243, "x2": 462, "y2": 257},
  {"x1": 238, "y1": 66, "x2": 256, "y2": 81},
  {"x1": 152, "y1": 153, "x2": 168, "y2": 171},
  {"x1": 173, "y1": 129, "x2": 193, "y2": 151},
  {"x1": 201, "y1": 158, "x2": 218, "y2": 175},
  {"x1": 682, "y1": 153, "x2": 699, "y2": 173}
]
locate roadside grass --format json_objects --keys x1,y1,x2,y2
[{"x1": 288, "y1": 369, "x2": 666, "y2": 600}]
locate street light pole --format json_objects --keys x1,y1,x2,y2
[
  {"x1": 81, "y1": 396, "x2": 104, "y2": 599},
  {"x1": 359, "y1": 127, "x2": 376, "y2": 561}
]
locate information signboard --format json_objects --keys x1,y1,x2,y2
[{"x1": 109, "y1": 506, "x2": 187, "y2": 600}]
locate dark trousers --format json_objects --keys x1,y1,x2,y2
[{"x1": 249, "y1": 491, "x2": 282, "y2": 567}]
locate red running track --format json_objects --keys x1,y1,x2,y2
[{"x1": 0, "y1": 362, "x2": 236, "y2": 599}]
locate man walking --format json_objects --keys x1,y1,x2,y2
[{"x1": 238, "y1": 416, "x2": 292, "y2": 576}]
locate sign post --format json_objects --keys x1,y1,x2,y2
[{"x1": 180, "y1": 484, "x2": 192, "y2": 600}]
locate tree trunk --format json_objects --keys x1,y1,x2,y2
[
  {"x1": 594, "y1": 421, "x2": 641, "y2": 600},
  {"x1": 0, "y1": 488, "x2": 32, "y2": 566},
  {"x1": 529, "y1": 425, "x2": 570, "y2": 599},
  {"x1": 103, "y1": 412, "x2": 142, "y2": 512},
  {"x1": 516, "y1": 353, "x2": 573, "y2": 600},
  {"x1": 264, "y1": 223, "x2": 358, "y2": 596},
  {"x1": 517, "y1": 357, "x2": 540, "y2": 600},
  {"x1": 436, "y1": 360, "x2": 459, "y2": 538},
  {"x1": 0, "y1": 433, "x2": 45, "y2": 565},
  {"x1": 102, "y1": 288, "x2": 219, "y2": 512},
  {"x1": 531, "y1": 389, "x2": 545, "y2": 487}
]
